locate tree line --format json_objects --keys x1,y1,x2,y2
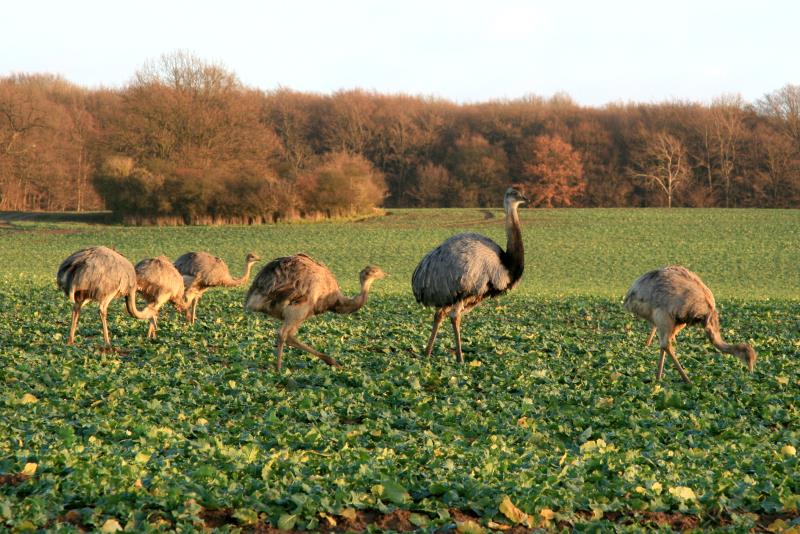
[{"x1": 1, "y1": 52, "x2": 798, "y2": 223}]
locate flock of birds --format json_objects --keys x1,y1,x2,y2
[{"x1": 56, "y1": 187, "x2": 757, "y2": 382}]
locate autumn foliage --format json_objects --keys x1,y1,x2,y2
[
  {"x1": 520, "y1": 135, "x2": 585, "y2": 207},
  {"x1": 1, "y1": 52, "x2": 799, "y2": 222}
]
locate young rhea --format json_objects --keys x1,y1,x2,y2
[
  {"x1": 244, "y1": 253, "x2": 387, "y2": 371},
  {"x1": 135, "y1": 256, "x2": 189, "y2": 339},
  {"x1": 57, "y1": 246, "x2": 154, "y2": 346},
  {"x1": 174, "y1": 251, "x2": 261, "y2": 324},
  {"x1": 624, "y1": 265, "x2": 757, "y2": 383},
  {"x1": 411, "y1": 187, "x2": 527, "y2": 363}
]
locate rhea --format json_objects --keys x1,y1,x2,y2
[
  {"x1": 135, "y1": 256, "x2": 189, "y2": 339},
  {"x1": 174, "y1": 251, "x2": 261, "y2": 324},
  {"x1": 57, "y1": 246, "x2": 154, "y2": 346},
  {"x1": 245, "y1": 253, "x2": 386, "y2": 371},
  {"x1": 624, "y1": 265, "x2": 757, "y2": 383},
  {"x1": 411, "y1": 187, "x2": 527, "y2": 363}
]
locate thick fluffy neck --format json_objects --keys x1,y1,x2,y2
[
  {"x1": 227, "y1": 261, "x2": 256, "y2": 287},
  {"x1": 333, "y1": 277, "x2": 376, "y2": 314},
  {"x1": 502, "y1": 200, "x2": 524, "y2": 283}
]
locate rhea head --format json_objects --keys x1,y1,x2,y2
[{"x1": 504, "y1": 187, "x2": 529, "y2": 210}]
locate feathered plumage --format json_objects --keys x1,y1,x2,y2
[
  {"x1": 624, "y1": 265, "x2": 757, "y2": 383},
  {"x1": 412, "y1": 233, "x2": 513, "y2": 307},
  {"x1": 245, "y1": 253, "x2": 386, "y2": 371},
  {"x1": 135, "y1": 256, "x2": 188, "y2": 339},
  {"x1": 56, "y1": 246, "x2": 152, "y2": 346},
  {"x1": 174, "y1": 251, "x2": 261, "y2": 324},
  {"x1": 411, "y1": 187, "x2": 527, "y2": 363}
]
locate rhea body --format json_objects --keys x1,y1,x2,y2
[
  {"x1": 135, "y1": 256, "x2": 189, "y2": 339},
  {"x1": 245, "y1": 253, "x2": 386, "y2": 371},
  {"x1": 411, "y1": 187, "x2": 527, "y2": 363},
  {"x1": 623, "y1": 265, "x2": 756, "y2": 383},
  {"x1": 174, "y1": 251, "x2": 261, "y2": 324},
  {"x1": 56, "y1": 246, "x2": 153, "y2": 346}
]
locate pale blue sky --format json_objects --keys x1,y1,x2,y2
[{"x1": 3, "y1": 0, "x2": 797, "y2": 106}]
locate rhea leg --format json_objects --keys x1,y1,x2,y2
[
  {"x1": 147, "y1": 312, "x2": 158, "y2": 339},
  {"x1": 451, "y1": 312, "x2": 464, "y2": 363},
  {"x1": 287, "y1": 335, "x2": 341, "y2": 368},
  {"x1": 665, "y1": 325, "x2": 691, "y2": 383},
  {"x1": 190, "y1": 297, "x2": 200, "y2": 324},
  {"x1": 274, "y1": 307, "x2": 305, "y2": 371},
  {"x1": 672, "y1": 323, "x2": 686, "y2": 340},
  {"x1": 646, "y1": 326, "x2": 657, "y2": 347},
  {"x1": 656, "y1": 348, "x2": 667, "y2": 380},
  {"x1": 99, "y1": 302, "x2": 111, "y2": 346},
  {"x1": 425, "y1": 308, "x2": 446, "y2": 357},
  {"x1": 656, "y1": 322, "x2": 691, "y2": 383},
  {"x1": 275, "y1": 326, "x2": 288, "y2": 372},
  {"x1": 653, "y1": 311, "x2": 674, "y2": 382},
  {"x1": 185, "y1": 296, "x2": 194, "y2": 323},
  {"x1": 666, "y1": 343, "x2": 691, "y2": 383},
  {"x1": 68, "y1": 301, "x2": 82, "y2": 344}
]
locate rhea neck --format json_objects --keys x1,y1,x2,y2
[
  {"x1": 333, "y1": 275, "x2": 379, "y2": 314},
  {"x1": 502, "y1": 198, "x2": 525, "y2": 283},
  {"x1": 228, "y1": 260, "x2": 257, "y2": 287}
]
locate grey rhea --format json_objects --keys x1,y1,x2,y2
[
  {"x1": 623, "y1": 265, "x2": 757, "y2": 383},
  {"x1": 135, "y1": 256, "x2": 189, "y2": 339},
  {"x1": 244, "y1": 254, "x2": 387, "y2": 371},
  {"x1": 411, "y1": 187, "x2": 528, "y2": 363},
  {"x1": 56, "y1": 246, "x2": 154, "y2": 346},
  {"x1": 174, "y1": 251, "x2": 261, "y2": 324}
]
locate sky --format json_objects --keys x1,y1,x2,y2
[{"x1": 2, "y1": 0, "x2": 798, "y2": 106}]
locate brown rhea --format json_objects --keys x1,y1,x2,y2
[
  {"x1": 624, "y1": 265, "x2": 757, "y2": 383},
  {"x1": 57, "y1": 246, "x2": 154, "y2": 346},
  {"x1": 174, "y1": 251, "x2": 261, "y2": 324},
  {"x1": 245, "y1": 254, "x2": 387, "y2": 371},
  {"x1": 135, "y1": 256, "x2": 189, "y2": 339}
]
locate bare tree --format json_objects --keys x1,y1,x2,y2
[
  {"x1": 709, "y1": 95, "x2": 745, "y2": 207},
  {"x1": 631, "y1": 132, "x2": 691, "y2": 208},
  {"x1": 757, "y1": 84, "x2": 800, "y2": 145}
]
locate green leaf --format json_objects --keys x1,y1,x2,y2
[
  {"x1": 409, "y1": 513, "x2": 429, "y2": 527},
  {"x1": 233, "y1": 508, "x2": 259, "y2": 525},
  {"x1": 381, "y1": 479, "x2": 411, "y2": 504},
  {"x1": 277, "y1": 513, "x2": 297, "y2": 531}
]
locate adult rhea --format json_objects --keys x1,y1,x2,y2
[{"x1": 412, "y1": 187, "x2": 527, "y2": 363}]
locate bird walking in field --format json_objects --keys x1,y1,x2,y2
[
  {"x1": 412, "y1": 187, "x2": 527, "y2": 363},
  {"x1": 135, "y1": 256, "x2": 189, "y2": 339},
  {"x1": 244, "y1": 253, "x2": 387, "y2": 371},
  {"x1": 57, "y1": 246, "x2": 154, "y2": 346},
  {"x1": 623, "y1": 265, "x2": 756, "y2": 383},
  {"x1": 174, "y1": 251, "x2": 261, "y2": 324}
]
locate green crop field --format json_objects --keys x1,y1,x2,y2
[{"x1": 1, "y1": 209, "x2": 798, "y2": 532}]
